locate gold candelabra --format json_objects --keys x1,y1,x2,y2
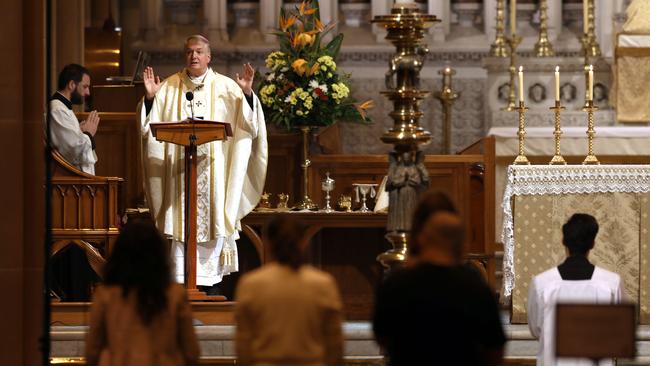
[
  {"x1": 490, "y1": 0, "x2": 509, "y2": 57},
  {"x1": 582, "y1": 100, "x2": 600, "y2": 165},
  {"x1": 434, "y1": 67, "x2": 459, "y2": 154},
  {"x1": 513, "y1": 101, "x2": 530, "y2": 165},
  {"x1": 582, "y1": 0, "x2": 601, "y2": 58},
  {"x1": 372, "y1": 4, "x2": 438, "y2": 270},
  {"x1": 549, "y1": 100, "x2": 566, "y2": 165},
  {"x1": 294, "y1": 126, "x2": 319, "y2": 210},
  {"x1": 534, "y1": 0, "x2": 555, "y2": 57},
  {"x1": 503, "y1": 35, "x2": 522, "y2": 111}
]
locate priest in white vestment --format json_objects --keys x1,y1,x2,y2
[
  {"x1": 528, "y1": 214, "x2": 625, "y2": 366},
  {"x1": 50, "y1": 64, "x2": 100, "y2": 175},
  {"x1": 138, "y1": 35, "x2": 268, "y2": 287}
]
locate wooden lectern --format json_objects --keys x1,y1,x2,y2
[{"x1": 150, "y1": 119, "x2": 233, "y2": 301}]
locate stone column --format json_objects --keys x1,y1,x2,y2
[
  {"x1": 319, "y1": 0, "x2": 339, "y2": 40},
  {"x1": 204, "y1": 0, "x2": 229, "y2": 43},
  {"x1": 429, "y1": 0, "x2": 450, "y2": 42},
  {"x1": 595, "y1": 0, "x2": 614, "y2": 57},
  {"x1": 371, "y1": 0, "x2": 392, "y2": 42},
  {"x1": 484, "y1": 0, "x2": 496, "y2": 44},
  {"x1": 139, "y1": 0, "x2": 163, "y2": 42},
  {"x1": 547, "y1": 0, "x2": 562, "y2": 41},
  {"x1": 260, "y1": 0, "x2": 282, "y2": 42}
]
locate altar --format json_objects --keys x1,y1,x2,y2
[{"x1": 502, "y1": 164, "x2": 650, "y2": 324}]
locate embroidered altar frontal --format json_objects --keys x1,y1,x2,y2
[{"x1": 501, "y1": 165, "x2": 650, "y2": 324}]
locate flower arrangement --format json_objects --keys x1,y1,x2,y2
[{"x1": 258, "y1": 0, "x2": 374, "y2": 130}]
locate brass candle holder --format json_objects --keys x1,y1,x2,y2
[
  {"x1": 582, "y1": 0, "x2": 601, "y2": 58},
  {"x1": 434, "y1": 67, "x2": 459, "y2": 154},
  {"x1": 582, "y1": 100, "x2": 600, "y2": 165},
  {"x1": 372, "y1": 4, "x2": 438, "y2": 270},
  {"x1": 513, "y1": 101, "x2": 530, "y2": 165},
  {"x1": 503, "y1": 35, "x2": 522, "y2": 111},
  {"x1": 549, "y1": 101, "x2": 567, "y2": 165},
  {"x1": 294, "y1": 126, "x2": 319, "y2": 210},
  {"x1": 534, "y1": 0, "x2": 555, "y2": 57},
  {"x1": 490, "y1": 0, "x2": 509, "y2": 57}
]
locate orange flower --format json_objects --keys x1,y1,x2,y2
[
  {"x1": 298, "y1": 1, "x2": 318, "y2": 15},
  {"x1": 314, "y1": 18, "x2": 325, "y2": 32},
  {"x1": 291, "y1": 59, "x2": 308, "y2": 76},
  {"x1": 355, "y1": 100, "x2": 375, "y2": 120},
  {"x1": 293, "y1": 32, "x2": 314, "y2": 48},
  {"x1": 309, "y1": 62, "x2": 320, "y2": 75},
  {"x1": 279, "y1": 15, "x2": 297, "y2": 31}
]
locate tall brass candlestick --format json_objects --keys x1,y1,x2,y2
[
  {"x1": 434, "y1": 67, "x2": 459, "y2": 154},
  {"x1": 490, "y1": 0, "x2": 509, "y2": 57},
  {"x1": 513, "y1": 101, "x2": 530, "y2": 165},
  {"x1": 549, "y1": 101, "x2": 567, "y2": 165},
  {"x1": 534, "y1": 0, "x2": 555, "y2": 57},
  {"x1": 503, "y1": 35, "x2": 522, "y2": 111},
  {"x1": 582, "y1": 0, "x2": 601, "y2": 58},
  {"x1": 582, "y1": 100, "x2": 599, "y2": 165},
  {"x1": 294, "y1": 126, "x2": 319, "y2": 210}
]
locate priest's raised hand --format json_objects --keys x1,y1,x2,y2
[
  {"x1": 143, "y1": 66, "x2": 161, "y2": 100},
  {"x1": 235, "y1": 62, "x2": 255, "y2": 96}
]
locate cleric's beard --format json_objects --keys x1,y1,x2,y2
[{"x1": 70, "y1": 89, "x2": 84, "y2": 105}]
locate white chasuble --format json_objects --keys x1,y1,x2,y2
[{"x1": 138, "y1": 68, "x2": 268, "y2": 286}]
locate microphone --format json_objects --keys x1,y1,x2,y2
[{"x1": 185, "y1": 91, "x2": 195, "y2": 120}]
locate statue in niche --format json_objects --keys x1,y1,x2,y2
[
  {"x1": 386, "y1": 149, "x2": 430, "y2": 233},
  {"x1": 385, "y1": 46, "x2": 429, "y2": 90},
  {"x1": 528, "y1": 83, "x2": 547, "y2": 104},
  {"x1": 560, "y1": 82, "x2": 577, "y2": 104},
  {"x1": 497, "y1": 83, "x2": 510, "y2": 103},
  {"x1": 593, "y1": 82, "x2": 608, "y2": 105}
]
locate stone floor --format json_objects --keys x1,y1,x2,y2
[{"x1": 51, "y1": 320, "x2": 650, "y2": 365}]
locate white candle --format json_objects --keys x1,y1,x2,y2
[
  {"x1": 510, "y1": 0, "x2": 517, "y2": 35},
  {"x1": 518, "y1": 66, "x2": 524, "y2": 103},
  {"x1": 583, "y1": 0, "x2": 589, "y2": 34},
  {"x1": 555, "y1": 66, "x2": 560, "y2": 102},
  {"x1": 588, "y1": 65, "x2": 594, "y2": 101}
]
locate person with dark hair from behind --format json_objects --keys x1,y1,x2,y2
[
  {"x1": 528, "y1": 213, "x2": 624, "y2": 366},
  {"x1": 85, "y1": 219, "x2": 199, "y2": 366},
  {"x1": 373, "y1": 191, "x2": 506, "y2": 366},
  {"x1": 50, "y1": 63, "x2": 100, "y2": 174},
  {"x1": 235, "y1": 215, "x2": 343, "y2": 366}
]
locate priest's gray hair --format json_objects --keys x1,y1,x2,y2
[{"x1": 185, "y1": 35, "x2": 211, "y2": 55}]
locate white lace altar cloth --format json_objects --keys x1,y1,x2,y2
[{"x1": 501, "y1": 164, "x2": 650, "y2": 298}]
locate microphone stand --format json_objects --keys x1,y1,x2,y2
[{"x1": 184, "y1": 91, "x2": 197, "y2": 287}]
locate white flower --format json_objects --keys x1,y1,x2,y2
[
  {"x1": 309, "y1": 80, "x2": 319, "y2": 89},
  {"x1": 318, "y1": 84, "x2": 328, "y2": 93},
  {"x1": 267, "y1": 73, "x2": 276, "y2": 81}
]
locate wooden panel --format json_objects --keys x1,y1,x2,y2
[
  {"x1": 77, "y1": 112, "x2": 142, "y2": 208},
  {"x1": 263, "y1": 132, "x2": 303, "y2": 207}
]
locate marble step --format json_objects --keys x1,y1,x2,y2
[{"x1": 51, "y1": 321, "x2": 650, "y2": 365}]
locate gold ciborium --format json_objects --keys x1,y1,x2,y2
[{"x1": 372, "y1": 4, "x2": 438, "y2": 270}]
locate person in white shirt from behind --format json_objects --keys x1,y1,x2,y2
[
  {"x1": 528, "y1": 213, "x2": 625, "y2": 366},
  {"x1": 49, "y1": 63, "x2": 100, "y2": 175}
]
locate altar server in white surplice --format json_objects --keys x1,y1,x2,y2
[
  {"x1": 528, "y1": 214, "x2": 625, "y2": 366},
  {"x1": 138, "y1": 35, "x2": 267, "y2": 287},
  {"x1": 50, "y1": 64, "x2": 100, "y2": 175}
]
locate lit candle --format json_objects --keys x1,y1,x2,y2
[
  {"x1": 510, "y1": 0, "x2": 517, "y2": 35},
  {"x1": 555, "y1": 66, "x2": 560, "y2": 102},
  {"x1": 583, "y1": 0, "x2": 589, "y2": 34},
  {"x1": 518, "y1": 66, "x2": 524, "y2": 103},
  {"x1": 588, "y1": 65, "x2": 594, "y2": 101}
]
